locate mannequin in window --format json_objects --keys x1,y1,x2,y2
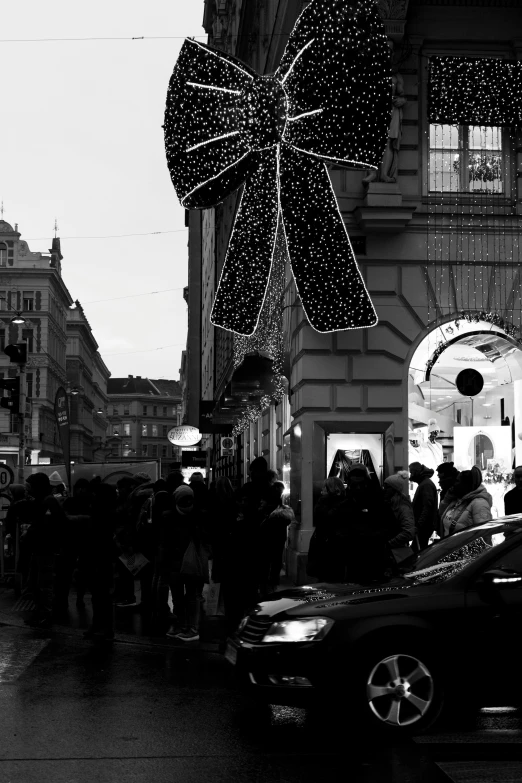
[
  {"x1": 408, "y1": 429, "x2": 423, "y2": 468},
  {"x1": 421, "y1": 419, "x2": 444, "y2": 476},
  {"x1": 362, "y1": 40, "x2": 407, "y2": 185}
]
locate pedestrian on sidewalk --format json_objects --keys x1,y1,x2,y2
[
  {"x1": 83, "y1": 482, "x2": 118, "y2": 642},
  {"x1": 441, "y1": 466, "x2": 492, "y2": 537},
  {"x1": 159, "y1": 486, "x2": 207, "y2": 642},
  {"x1": 307, "y1": 477, "x2": 346, "y2": 580},
  {"x1": 338, "y1": 464, "x2": 396, "y2": 584},
  {"x1": 409, "y1": 462, "x2": 439, "y2": 550},
  {"x1": 113, "y1": 476, "x2": 139, "y2": 607},
  {"x1": 257, "y1": 482, "x2": 295, "y2": 598},
  {"x1": 209, "y1": 477, "x2": 241, "y2": 637},
  {"x1": 383, "y1": 471, "x2": 416, "y2": 565},
  {"x1": 25, "y1": 472, "x2": 68, "y2": 629},
  {"x1": 57, "y1": 478, "x2": 93, "y2": 614}
]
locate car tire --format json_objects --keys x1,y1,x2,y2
[{"x1": 353, "y1": 646, "x2": 443, "y2": 737}]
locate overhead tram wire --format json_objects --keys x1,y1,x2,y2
[{"x1": 25, "y1": 229, "x2": 188, "y2": 240}]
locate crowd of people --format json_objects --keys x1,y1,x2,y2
[
  {"x1": 307, "y1": 458, "x2": 501, "y2": 585},
  {"x1": 4, "y1": 454, "x2": 520, "y2": 640},
  {"x1": 3, "y1": 459, "x2": 295, "y2": 642}
]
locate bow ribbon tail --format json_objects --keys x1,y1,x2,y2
[
  {"x1": 279, "y1": 144, "x2": 378, "y2": 333},
  {"x1": 211, "y1": 147, "x2": 280, "y2": 336}
]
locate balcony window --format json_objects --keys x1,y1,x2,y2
[
  {"x1": 142, "y1": 445, "x2": 148, "y2": 456},
  {"x1": 124, "y1": 406, "x2": 129, "y2": 415},
  {"x1": 162, "y1": 425, "x2": 168, "y2": 438},
  {"x1": 163, "y1": 407, "x2": 167, "y2": 417},
  {"x1": 141, "y1": 423, "x2": 148, "y2": 436},
  {"x1": 153, "y1": 406, "x2": 157, "y2": 416},
  {"x1": 162, "y1": 446, "x2": 167, "y2": 457},
  {"x1": 143, "y1": 405, "x2": 148, "y2": 416},
  {"x1": 152, "y1": 424, "x2": 158, "y2": 437},
  {"x1": 152, "y1": 445, "x2": 158, "y2": 457},
  {"x1": 22, "y1": 329, "x2": 33, "y2": 353},
  {"x1": 123, "y1": 423, "x2": 130, "y2": 436}
]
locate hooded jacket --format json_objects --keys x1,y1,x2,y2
[{"x1": 441, "y1": 484, "x2": 493, "y2": 536}]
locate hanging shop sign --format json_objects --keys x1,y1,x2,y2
[
  {"x1": 164, "y1": 0, "x2": 390, "y2": 336},
  {"x1": 167, "y1": 426, "x2": 202, "y2": 447},
  {"x1": 181, "y1": 450, "x2": 207, "y2": 468},
  {"x1": 54, "y1": 387, "x2": 71, "y2": 489}
]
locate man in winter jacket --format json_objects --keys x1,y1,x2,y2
[{"x1": 409, "y1": 462, "x2": 439, "y2": 550}]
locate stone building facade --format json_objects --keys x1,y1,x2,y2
[
  {"x1": 106, "y1": 376, "x2": 182, "y2": 474},
  {"x1": 0, "y1": 219, "x2": 110, "y2": 471},
  {"x1": 186, "y1": 0, "x2": 522, "y2": 582}
]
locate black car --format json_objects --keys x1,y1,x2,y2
[{"x1": 225, "y1": 517, "x2": 522, "y2": 735}]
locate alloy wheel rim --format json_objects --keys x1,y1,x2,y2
[{"x1": 366, "y1": 654, "x2": 434, "y2": 727}]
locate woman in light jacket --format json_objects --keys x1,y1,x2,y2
[
  {"x1": 383, "y1": 471, "x2": 416, "y2": 563},
  {"x1": 441, "y1": 467, "x2": 492, "y2": 537}
]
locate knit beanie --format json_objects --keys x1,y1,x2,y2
[
  {"x1": 174, "y1": 485, "x2": 194, "y2": 502},
  {"x1": 384, "y1": 471, "x2": 410, "y2": 498}
]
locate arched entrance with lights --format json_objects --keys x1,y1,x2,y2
[{"x1": 408, "y1": 317, "x2": 522, "y2": 516}]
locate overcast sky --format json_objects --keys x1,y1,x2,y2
[{"x1": 0, "y1": 1, "x2": 206, "y2": 381}]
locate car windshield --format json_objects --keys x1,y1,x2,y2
[{"x1": 400, "y1": 523, "x2": 522, "y2": 585}]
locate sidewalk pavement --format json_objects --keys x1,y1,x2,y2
[{"x1": 0, "y1": 572, "x2": 296, "y2": 649}]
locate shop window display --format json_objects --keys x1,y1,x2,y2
[{"x1": 409, "y1": 318, "x2": 520, "y2": 518}]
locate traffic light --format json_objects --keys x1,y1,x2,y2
[
  {"x1": 0, "y1": 377, "x2": 20, "y2": 413},
  {"x1": 4, "y1": 343, "x2": 27, "y2": 364}
]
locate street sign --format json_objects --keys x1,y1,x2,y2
[
  {"x1": 0, "y1": 463, "x2": 14, "y2": 490},
  {"x1": 220, "y1": 436, "x2": 235, "y2": 457}
]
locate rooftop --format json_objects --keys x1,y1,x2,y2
[{"x1": 107, "y1": 376, "x2": 181, "y2": 398}]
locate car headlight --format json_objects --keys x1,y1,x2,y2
[{"x1": 261, "y1": 617, "x2": 334, "y2": 643}]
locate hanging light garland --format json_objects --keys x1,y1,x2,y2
[
  {"x1": 164, "y1": 0, "x2": 391, "y2": 336},
  {"x1": 231, "y1": 227, "x2": 287, "y2": 437},
  {"x1": 429, "y1": 57, "x2": 522, "y2": 127}
]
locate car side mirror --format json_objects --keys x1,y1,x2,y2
[{"x1": 480, "y1": 568, "x2": 522, "y2": 588}]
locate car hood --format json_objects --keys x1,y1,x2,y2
[{"x1": 254, "y1": 581, "x2": 413, "y2": 619}]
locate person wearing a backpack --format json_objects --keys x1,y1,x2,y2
[{"x1": 441, "y1": 466, "x2": 492, "y2": 537}]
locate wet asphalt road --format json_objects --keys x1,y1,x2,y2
[{"x1": 0, "y1": 624, "x2": 520, "y2": 783}]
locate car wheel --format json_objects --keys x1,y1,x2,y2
[{"x1": 360, "y1": 650, "x2": 443, "y2": 735}]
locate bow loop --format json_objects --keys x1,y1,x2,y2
[{"x1": 165, "y1": 39, "x2": 258, "y2": 208}]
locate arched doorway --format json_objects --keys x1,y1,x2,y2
[{"x1": 408, "y1": 317, "x2": 522, "y2": 517}]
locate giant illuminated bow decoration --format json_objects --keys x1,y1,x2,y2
[{"x1": 164, "y1": 0, "x2": 391, "y2": 335}]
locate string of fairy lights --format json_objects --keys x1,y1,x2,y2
[
  {"x1": 231, "y1": 225, "x2": 288, "y2": 436},
  {"x1": 425, "y1": 55, "x2": 522, "y2": 406},
  {"x1": 164, "y1": 0, "x2": 391, "y2": 337}
]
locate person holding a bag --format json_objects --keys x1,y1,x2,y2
[
  {"x1": 441, "y1": 466, "x2": 492, "y2": 537},
  {"x1": 383, "y1": 472, "x2": 416, "y2": 565},
  {"x1": 160, "y1": 485, "x2": 207, "y2": 642}
]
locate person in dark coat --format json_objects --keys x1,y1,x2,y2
[
  {"x1": 409, "y1": 462, "x2": 439, "y2": 550},
  {"x1": 25, "y1": 472, "x2": 68, "y2": 629},
  {"x1": 57, "y1": 478, "x2": 93, "y2": 612},
  {"x1": 82, "y1": 483, "x2": 118, "y2": 642},
  {"x1": 383, "y1": 472, "x2": 416, "y2": 564},
  {"x1": 159, "y1": 486, "x2": 207, "y2": 642},
  {"x1": 437, "y1": 462, "x2": 460, "y2": 503},
  {"x1": 312, "y1": 466, "x2": 396, "y2": 584},
  {"x1": 257, "y1": 482, "x2": 295, "y2": 598},
  {"x1": 307, "y1": 477, "x2": 346, "y2": 579},
  {"x1": 504, "y1": 466, "x2": 522, "y2": 515},
  {"x1": 4, "y1": 484, "x2": 33, "y2": 596}
]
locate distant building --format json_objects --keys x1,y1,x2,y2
[
  {"x1": 0, "y1": 219, "x2": 110, "y2": 471},
  {"x1": 106, "y1": 376, "x2": 182, "y2": 472}
]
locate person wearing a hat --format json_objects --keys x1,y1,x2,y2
[
  {"x1": 440, "y1": 466, "x2": 492, "y2": 537},
  {"x1": 409, "y1": 462, "x2": 439, "y2": 550},
  {"x1": 436, "y1": 462, "x2": 460, "y2": 502},
  {"x1": 383, "y1": 472, "x2": 416, "y2": 564}
]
